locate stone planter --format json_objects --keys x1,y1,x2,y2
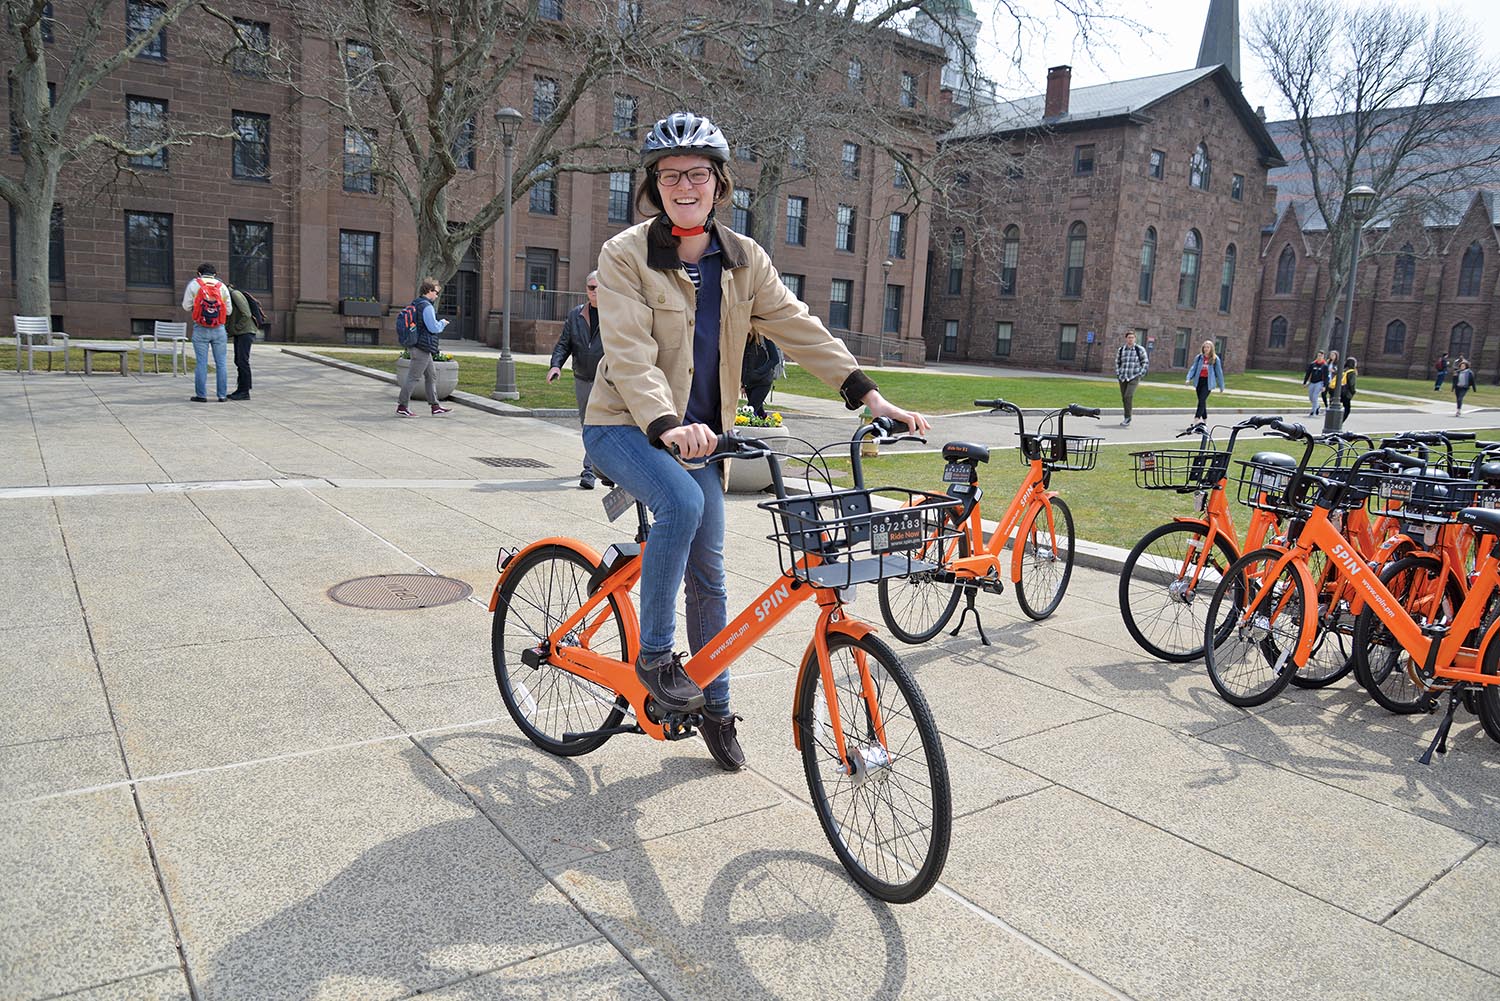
[
  {"x1": 726, "y1": 423, "x2": 790, "y2": 493},
  {"x1": 395, "y1": 357, "x2": 460, "y2": 401},
  {"x1": 340, "y1": 299, "x2": 385, "y2": 317}
]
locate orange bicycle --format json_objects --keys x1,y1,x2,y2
[
  {"x1": 489, "y1": 424, "x2": 953, "y2": 902},
  {"x1": 876, "y1": 400, "x2": 1100, "y2": 646}
]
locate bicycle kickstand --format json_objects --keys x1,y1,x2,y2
[
  {"x1": 1418, "y1": 684, "x2": 1468, "y2": 765},
  {"x1": 949, "y1": 584, "x2": 990, "y2": 646}
]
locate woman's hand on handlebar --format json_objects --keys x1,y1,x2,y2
[
  {"x1": 862, "y1": 390, "x2": 931, "y2": 436},
  {"x1": 661, "y1": 422, "x2": 718, "y2": 461}
]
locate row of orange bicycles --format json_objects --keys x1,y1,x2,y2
[{"x1": 1119, "y1": 418, "x2": 1500, "y2": 762}]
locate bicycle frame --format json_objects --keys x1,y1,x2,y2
[{"x1": 947, "y1": 458, "x2": 1057, "y2": 584}]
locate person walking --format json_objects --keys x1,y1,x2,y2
[
  {"x1": 1183, "y1": 340, "x2": 1224, "y2": 425},
  {"x1": 224, "y1": 282, "x2": 263, "y2": 400},
  {"x1": 1335, "y1": 356, "x2": 1358, "y2": 422},
  {"x1": 1453, "y1": 358, "x2": 1477, "y2": 415},
  {"x1": 741, "y1": 334, "x2": 783, "y2": 418},
  {"x1": 182, "y1": 263, "x2": 232, "y2": 402},
  {"x1": 1114, "y1": 330, "x2": 1148, "y2": 427},
  {"x1": 1322, "y1": 349, "x2": 1340, "y2": 412},
  {"x1": 1302, "y1": 350, "x2": 1329, "y2": 416},
  {"x1": 1434, "y1": 352, "x2": 1449, "y2": 391},
  {"x1": 547, "y1": 271, "x2": 606, "y2": 489},
  {"x1": 396, "y1": 277, "x2": 452, "y2": 418},
  {"x1": 582, "y1": 111, "x2": 928, "y2": 772}
]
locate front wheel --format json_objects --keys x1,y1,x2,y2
[
  {"x1": 1204, "y1": 548, "x2": 1307, "y2": 708},
  {"x1": 1118, "y1": 522, "x2": 1238, "y2": 663},
  {"x1": 1014, "y1": 496, "x2": 1076, "y2": 620},
  {"x1": 1478, "y1": 628, "x2": 1500, "y2": 744},
  {"x1": 877, "y1": 522, "x2": 970, "y2": 645},
  {"x1": 798, "y1": 632, "x2": 951, "y2": 903},
  {"x1": 1350, "y1": 555, "x2": 1459, "y2": 714}
]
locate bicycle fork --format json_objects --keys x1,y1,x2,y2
[{"x1": 794, "y1": 613, "x2": 892, "y2": 787}]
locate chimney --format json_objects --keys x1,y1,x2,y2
[
  {"x1": 1044, "y1": 65, "x2": 1072, "y2": 119},
  {"x1": 1256, "y1": 105, "x2": 1266, "y2": 121}
]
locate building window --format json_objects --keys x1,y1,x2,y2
[
  {"x1": 736, "y1": 144, "x2": 757, "y2": 164},
  {"x1": 612, "y1": 94, "x2": 638, "y2": 137},
  {"x1": 124, "y1": 211, "x2": 172, "y2": 287},
  {"x1": 942, "y1": 320, "x2": 958, "y2": 352},
  {"x1": 231, "y1": 19, "x2": 270, "y2": 77},
  {"x1": 781, "y1": 273, "x2": 804, "y2": 300},
  {"x1": 789, "y1": 134, "x2": 807, "y2": 170},
  {"x1": 228, "y1": 221, "x2": 272, "y2": 292},
  {"x1": 1177, "y1": 229, "x2": 1201, "y2": 308},
  {"x1": 888, "y1": 213, "x2": 907, "y2": 259},
  {"x1": 1148, "y1": 149, "x2": 1165, "y2": 180},
  {"x1": 449, "y1": 110, "x2": 476, "y2": 170},
  {"x1": 529, "y1": 163, "x2": 556, "y2": 214},
  {"x1": 616, "y1": 0, "x2": 642, "y2": 32},
  {"x1": 847, "y1": 58, "x2": 863, "y2": 91},
  {"x1": 1268, "y1": 316, "x2": 1288, "y2": 349},
  {"x1": 127, "y1": 0, "x2": 166, "y2": 59},
  {"x1": 338, "y1": 230, "x2": 378, "y2": 299},
  {"x1": 1063, "y1": 221, "x2": 1086, "y2": 297},
  {"x1": 1230, "y1": 173, "x2": 1244, "y2": 201},
  {"x1": 1058, "y1": 324, "x2": 1078, "y2": 362},
  {"x1": 786, "y1": 196, "x2": 807, "y2": 246},
  {"x1": 829, "y1": 278, "x2": 852, "y2": 329},
  {"x1": 1218, "y1": 244, "x2": 1236, "y2": 313},
  {"x1": 343, "y1": 127, "x2": 375, "y2": 193},
  {"x1": 1458, "y1": 242, "x2": 1484, "y2": 296},
  {"x1": 994, "y1": 321, "x2": 1012, "y2": 357},
  {"x1": 231, "y1": 111, "x2": 269, "y2": 181},
  {"x1": 1000, "y1": 225, "x2": 1019, "y2": 297},
  {"x1": 893, "y1": 161, "x2": 909, "y2": 189},
  {"x1": 532, "y1": 76, "x2": 558, "y2": 122},
  {"x1": 539, "y1": 0, "x2": 563, "y2": 20},
  {"x1": 835, "y1": 204, "x2": 855, "y2": 252},
  {"x1": 739, "y1": 35, "x2": 759, "y2": 70},
  {"x1": 1138, "y1": 227, "x2": 1156, "y2": 303},
  {"x1": 731, "y1": 188, "x2": 752, "y2": 234},
  {"x1": 1391, "y1": 243, "x2": 1416, "y2": 296},
  {"x1": 841, "y1": 142, "x2": 860, "y2": 179},
  {"x1": 126, "y1": 96, "x2": 167, "y2": 169},
  {"x1": 607, "y1": 171, "x2": 633, "y2": 224},
  {"x1": 900, "y1": 71, "x2": 917, "y2": 108},
  {"x1": 1073, "y1": 144, "x2": 1095, "y2": 177},
  {"x1": 8, "y1": 203, "x2": 65, "y2": 284},
  {"x1": 343, "y1": 41, "x2": 374, "y2": 91},
  {"x1": 947, "y1": 230, "x2": 964, "y2": 295},
  {"x1": 1450, "y1": 322, "x2": 1473, "y2": 358},
  {"x1": 884, "y1": 285, "x2": 903, "y2": 334},
  {"x1": 1173, "y1": 328, "x2": 1192, "y2": 367},
  {"x1": 678, "y1": 25, "x2": 704, "y2": 56},
  {"x1": 1189, "y1": 143, "x2": 1210, "y2": 190},
  {"x1": 1275, "y1": 245, "x2": 1296, "y2": 294},
  {"x1": 1383, "y1": 320, "x2": 1406, "y2": 355}
]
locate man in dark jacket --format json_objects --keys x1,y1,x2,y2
[
  {"x1": 224, "y1": 283, "x2": 261, "y2": 400},
  {"x1": 741, "y1": 334, "x2": 783, "y2": 417},
  {"x1": 547, "y1": 271, "x2": 605, "y2": 488}
]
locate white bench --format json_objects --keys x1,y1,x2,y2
[
  {"x1": 13, "y1": 316, "x2": 70, "y2": 373},
  {"x1": 138, "y1": 321, "x2": 188, "y2": 375}
]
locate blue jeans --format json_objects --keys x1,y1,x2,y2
[
  {"x1": 582, "y1": 424, "x2": 730, "y2": 714},
  {"x1": 192, "y1": 325, "x2": 228, "y2": 399}
]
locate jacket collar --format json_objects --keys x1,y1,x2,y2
[{"x1": 645, "y1": 214, "x2": 747, "y2": 272}]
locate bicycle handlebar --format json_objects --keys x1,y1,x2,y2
[
  {"x1": 1066, "y1": 404, "x2": 1101, "y2": 419},
  {"x1": 851, "y1": 418, "x2": 927, "y2": 489}
]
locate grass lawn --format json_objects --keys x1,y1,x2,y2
[{"x1": 310, "y1": 349, "x2": 581, "y2": 409}]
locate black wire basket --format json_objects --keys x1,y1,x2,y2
[
  {"x1": 1368, "y1": 473, "x2": 1483, "y2": 525},
  {"x1": 1018, "y1": 433, "x2": 1102, "y2": 472},
  {"x1": 1235, "y1": 460, "x2": 1379, "y2": 517},
  {"x1": 758, "y1": 487, "x2": 963, "y2": 589},
  {"x1": 1130, "y1": 449, "x2": 1232, "y2": 491}
]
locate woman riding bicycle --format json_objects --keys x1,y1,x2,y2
[{"x1": 582, "y1": 112, "x2": 929, "y2": 771}]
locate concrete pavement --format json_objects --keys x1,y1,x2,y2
[{"x1": 1, "y1": 350, "x2": 1497, "y2": 1000}]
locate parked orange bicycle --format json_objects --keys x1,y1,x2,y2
[{"x1": 489, "y1": 423, "x2": 953, "y2": 902}]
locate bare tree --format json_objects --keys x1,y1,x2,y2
[{"x1": 1250, "y1": 0, "x2": 1500, "y2": 353}]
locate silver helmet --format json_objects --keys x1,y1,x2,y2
[{"x1": 641, "y1": 112, "x2": 730, "y2": 168}]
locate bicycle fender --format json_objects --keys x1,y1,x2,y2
[
  {"x1": 1477, "y1": 613, "x2": 1500, "y2": 670},
  {"x1": 1288, "y1": 557, "x2": 1319, "y2": 666},
  {"x1": 487, "y1": 537, "x2": 603, "y2": 612},
  {"x1": 789, "y1": 617, "x2": 876, "y2": 751}
]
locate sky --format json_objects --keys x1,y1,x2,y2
[{"x1": 971, "y1": 0, "x2": 1500, "y2": 120}]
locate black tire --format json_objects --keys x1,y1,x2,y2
[
  {"x1": 877, "y1": 522, "x2": 970, "y2": 645},
  {"x1": 1478, "y1": 631, "x2": 1500, "y2": 744},
  {"x1": 1204, "y1": 547, "x2": 1307, "y2": 708},
  {"x1": 1350, "y1": 555, "x2": 1459, "y2": 715},
  {"x1": 1119, "y1": 522, "x2": 1239, "y2": 663},
  {"x1": 1289, "y1": 551, "x2": 1355, "y2": 689},
  {"x1": 1014, "y1": 497, "x2": 1076, "y2": 621},
  {"x1": 492, "y1": 545, "x2": 629, "y2": 755},
  {"x1": 797, "y1": 632, "x2": 951, "y2": 903}
]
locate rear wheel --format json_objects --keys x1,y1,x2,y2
[
  {"x1": 1351, "y1": 555, "x2": 1460, "y2": 715},
  {"x1": 1204, "y1": 548, "x2": 1307, "y2": 708},
  {"x1": 877, "y1": 521, "x2": 970, "y2": 645},
  {"x1": 1478, "y1": 630, "x2": 1500, "y2": 744},
  {"x1": 492, "y1": 545, "x2": 629, "y2": 755},
  {"x1": 798, "y1": 632, "x2": 951, "y2": 903},
  {"x1": 1119, "y1": 522, "x2": 1238, "y2": 662},
  {"x1": 1014, "y1": 497, "x2": 1075, "y2": 620},
  {"x1": 1289, "y1": 552, "x2": 1355, "y2": 689}
]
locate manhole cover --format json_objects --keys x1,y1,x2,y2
[
  {"x1": 473, "y1": 456, "x2": 552, "y2": 469},
  {"x1": 327, "y1": 574, "x2": 473, "y2": 610}
]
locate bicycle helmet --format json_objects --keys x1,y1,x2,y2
[{"x1": 641, "y1": 112, "x2": 730, "y2": 168}]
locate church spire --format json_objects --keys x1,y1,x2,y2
[{"x1": 1196, "y1": 0, "x2": 1241, "y2": 83}]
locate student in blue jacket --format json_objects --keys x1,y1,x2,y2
[{"x1": 1184, "y1": 340, "x2": 1224, "y2": 423}]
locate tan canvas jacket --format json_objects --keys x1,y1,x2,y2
[{"x1": 585, "y1": 216, "x2": 877, "y2": 445}]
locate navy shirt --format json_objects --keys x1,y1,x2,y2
[{"x1": 681, "y1": 233, "x2": 725, "y2": 431}]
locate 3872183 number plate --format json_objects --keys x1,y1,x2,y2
[
  {"x1": 942, "y1": 461, "x2": 971, "y2": 484},
  {"x1": 869, "y1": 510, "x2": 925, "y2": 554}
]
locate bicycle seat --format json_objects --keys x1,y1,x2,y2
[
  {"x1": 1249, "y1": 451, "x2": 1295, "y2": 469},
  {"x1": 1457, "y1": 507, "x2": 1500, "y2": 536},
  {"x1": 942, "y1": 442, "x2": 990, "y2": 464},
  {"x1": 1475, "y1": 460, "x2": 1500, "y2": 485}
]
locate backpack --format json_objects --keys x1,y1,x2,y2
[
  {"x1": 242, "y1": 289, "x2": 267, "y2": 328},
  {"x1": 396, "y1": 298, "x2": 426, "y2": 347},
  {"x1": 191, "y1": 277, "x2": 228, "y2": 328}
]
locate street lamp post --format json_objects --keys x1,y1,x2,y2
[
  {"x1": 491, "y1": 107, "x2": 523, "y2": 401},
  {"x1": 1324, "y1": 183, "x2": 1377, "y2": 433},
  {"x1": 880, "y1": 259, "x2": 893, "y2": 363}
]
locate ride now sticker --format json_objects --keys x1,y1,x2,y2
[{"x1": 870, "y1": 510, "x2": 925, "y2": 553}]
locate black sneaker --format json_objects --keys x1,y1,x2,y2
[
  {"x1": 636, "y1": 651, "x2": 704, "y2": 713},
  {"x1": 227, "y1": 391, "x2": 250, "y2": 401},
  {"x1": 700, "y1": 712, "x2": 745, "y2": 771},
  {"x1": 190, "y1": 396, "x2": 208, "y2": 403},
  {"x1": 579, "y1": 471, "x2": 596, "y2": 490}
]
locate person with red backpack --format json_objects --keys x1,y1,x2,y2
[{"x1": 181, "y1": 262, "x2": 233, "y2": 402}]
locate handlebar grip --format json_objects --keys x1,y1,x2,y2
[
  {"x1": 1067, "y1": 404, "x2": 1101, "y2": 419},
  {"x1": 669, "y1": 433, "x2": 765, "y2": 460},
  {"x1": 1240, "y1": 415, "x2": 1279, "y2": 428},
  {"x1": 1267, "y1": 419, "x2": 1307, "y2": 440},
  {"x1": 974, "y1": 398, "x2": 1015, "y2": 411},
  {"x1": 1445, "y1": 431, "x2": 1478, "y2": 442},
  {"x1": 1378, "y1": 449, "x2": 1427, "y2": 471}
]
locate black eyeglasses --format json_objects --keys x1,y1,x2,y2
[
  {"x1": 655, "y1": 167, "x2": 715, "y2": 188},
  {"x1": 586, "y1": 285, "x2": 599, "y2": 291}
]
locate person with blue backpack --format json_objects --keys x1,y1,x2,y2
[{"x1": 396, "y1": 277, "x2": 452, "y2": 418}]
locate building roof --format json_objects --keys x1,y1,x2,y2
[
  {"x1": 943, "y1": 65, "x2": 1285, "y2": 166},
  {"x1": 1196, "y1": 0, "x2": 1241, "y2": 84}
]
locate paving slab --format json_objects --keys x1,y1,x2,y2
[
  {"x1": 50, "y1": 967, "x2": 193, "y2": 1000},
  {"x1": 0, "y1": 730, "x2": 125, "y2": 802},
  {"x1": 1385, "y1": 843, "x2": 1500, "y2": 976},
  {"x1": 420, "y1": 938, "x2": 660, "y2": 999},
  {"x1": 0, "y1": 621, "x2": 110, "y2": 745}
]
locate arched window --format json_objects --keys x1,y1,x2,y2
[
  {"x1": 1391, "y1": 243, "x2": 1415, "y2": 296},
  {"x1": 1189, "y1": 143, "x2": 1211, "y2": 190},
  {"x1": 1219, "y1": 243, "x2": 1237, "y2": 313},
  {"x1": 1000, "y1": 225, "x2": 1019, "y2": 297},
  {"x1": 1269, "y1": 316, "x2": 1288, "y2": 349},
  {"x1": 1063, "y1": 221, "x2": 1086, "y2": 297},
  {"x1": 1384, "y1": 320, "x2": 1406, "y2": 355},
  {"x1": 1450, "y1": 322, "x2": 1474, "y2": 358},
  {"x1": 1459, "y1": 242, "x2": 1484, "y2": 296},
  {"x1": 947, "y1": 229, "x2": 965, "y2": 295},
  {"x1": 1275, "y1": 245, "x2": 1296, "y2": 295},
  {"x1": 1138, "y1": 227, "x2": 1157, "y2": 303},
  {"x1": 1177, "y1": 229, "x2": 1201, "y2": 308}
]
